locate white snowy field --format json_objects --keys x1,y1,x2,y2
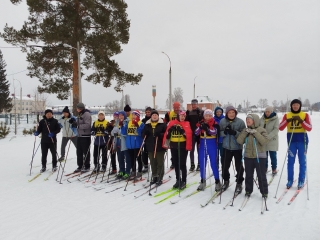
[{"x1": 1, "y1": 113, "x2": 319, "y2": 240}]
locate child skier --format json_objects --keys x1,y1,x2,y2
[
  {"x1": 195, "y1": 109, "x2": 221, "y2": 191},
  {"x1": 279, "y1": 99, "x2": 312, "y2": 189},
  {"x1": 142, "y1": 110, "x2": 167, "y2": 185},
  {"x1": 163, "y1": 111, "x2": 192, "y2": 189},
  {"x1": 237, "y1": 114, "x2": 269, "y2": 198},
  {"x1": 91, "y1": 111, "x2": 110, "y2": 172}
]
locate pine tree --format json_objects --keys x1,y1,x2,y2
[
  {"x1": 0, "y1": 50, "x2": 12, "y2": 113},
  {"x1": 1, "y1": 0, "x2": 143, "y2": 114}
]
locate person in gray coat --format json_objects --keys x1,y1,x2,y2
[
  {"x1": 73, "y1": 103, "x2": 92, "y2": 173},
  {"x1": 58, "y1": 106, "x2": 77, "y2": 162},
  {"x1": 259, "y1": 106, "x2": 279, "y2": 174},
  {"x1": 219, "y1": 106, "x2": 246, "y2": 193}
]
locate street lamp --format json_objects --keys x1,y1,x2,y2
[
  {"x1": 162, "y1": 52, "x2": 172, "y2": 110},
  {"x1": 13, "y1": 78, "x2": 22, "y2": 117},
  {"x1": 193, "y1": 76, "x2": 197, "y2": 99},
  {"x1": 63, "y1": 42, "x2": 82, "y2": 103}
]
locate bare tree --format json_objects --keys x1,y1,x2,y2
[
  {"x1": 166, "y1": 87, "x2": 184, "y2": 109},
  {"x1": 303, "y1": 99, "x2": 311, "y2": 109},
  {"x1": 258, "y1": 99, "x2": 268, "y2": 109},
  {"x1": 272, "y1": 100, "x2": 279, "y2": 108},
  {"x1": 105, "y1": 100, "x2": 121, "y2": 113},
  {"x1": 121, "y1": 94, "x2": 132, "y2": 108}
]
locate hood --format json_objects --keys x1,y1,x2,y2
[
  {"x1": 118, "y1": 111, "x2": 127, "y2": 120},
  {"x1": 214, "y1": 106, "x2": 224, "y2": 116},
  {"x1": 247, "y1": 114, "x2": 260, "y2": 128}
]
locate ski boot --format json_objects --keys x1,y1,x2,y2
[
  {"x1": 235, "y1": 183, "x2": 243, "y2": 194},
  {"x1": 197, "y1": 179, "x2": 206, "y2": 191},
  {"x1": 189, "y1": 164, "x2": 195, "y2": 172},
  {"x1": 40, "y1": 167, "x2": 46, "y2": 173},
  {"x1": 222, "y1": 181, "x2": 230, "y2": 191},
  {"x1": 215, "y1": 180, "x2": 222, "y2": 192}
]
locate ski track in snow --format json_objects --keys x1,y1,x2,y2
[{"x1": 0, "y1": 113, "x2": 319, "y2": 240}]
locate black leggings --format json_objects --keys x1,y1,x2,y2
[
  {"x1": 41, "y1": 142, "x2": 57, "y2": 167},
  {"x1": 128, "y1": 148, "x2": 143, "y2": 172},
  {"x1": 171, "y1": 148, "x2": 188, "y2": 182}
]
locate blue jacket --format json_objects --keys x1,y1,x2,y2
[
  {"x1": 214, "y1": 107, "x2": 225, "y2": 143},
  {"x1": 122, "y1": 117, "x2": 145, "y2": 149}
]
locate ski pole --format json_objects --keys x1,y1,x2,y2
[
  {"x1": 231, "y1": 159, "x2": 236, "y2": 176},
  {"x1": 101, "y1": 137, "x2": 111, "y2": 182},
  {"x1": 58, "y1": 136, "x2": 73, "y2": 183},
  {"x1": 253, "y1": 138, "x2": 268, "y2": 211},
  {"x1": 77, "y1": 136, "x2": 95, "y2": 179},
  {"x1": 154, "y1": 137, "x2": 158, "y2": 159},
  {"x1": 44, "y1": 119, "x2": 61, "y2": 169},
  {"x1": 178, "y1": 130, "x2": 181, "y2": 197},
  {"x1": 304, "y1": 134, "x2": 309, "y2": 200},
  {"x1": 204, "y1": 132, "x2": 213, "y2": 198},
  {"x1": 106, "y1": 142, "x2": 114, "y2": 183},
  {"x1": 274, "y1": 123, "x2": 296, "y2": 198},
  {"x1": 219, "y1": 147, "x2": 228, "y2": 204},
  {"x1": 29, "y1": 136, "x2": 37, "y2": 176},
  {"x1": 230, "y1": 137, "x2": 247, "y2": 206}
]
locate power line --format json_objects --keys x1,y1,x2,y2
[{"x1": 7, "y1": 69, "x2": 28, "y2": 76}]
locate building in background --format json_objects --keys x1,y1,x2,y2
[
  {"x1": 186, "y1": 96, "x2": 218, "y2": 111},
  {"x1": 3, "y1": 94, "x2": 46, "y2": 114}
]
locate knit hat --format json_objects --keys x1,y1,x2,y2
[
  {"x1": 98, "y1": 111, "x2": 105, "y2": 116},
  {"x1": 62, "y1": 106, "x2": 70, "y2": 113},
  {"x1": 246, "y1": 114, "x2": 254, "y2": 122},
  {"x1": 76, "y1": 102, "x2": 85, "y2": 110},
  {"x1": 173, "y1": 102, "x2": 180, "y2": 108},
  {"x1": 113, "y1": 111, "x2": 119, "y2": 116},
  {"x1": 225, "y1": 106, "x2": 237, "y2": 115},
  {"x1": 204, "y1": 109, "x2": 213, "y2": 116},
  {"x1": 124, "y1": 104, "x2": 131, "y2": 112},
  {"x1": 179, "y1": 110, "x2": 186, "y2": 115},
  {"x1": 151, "y1": 110, "x2": 159, "y2": 116},
  {"x1": 132, "y1": 110, "x2": 140, "y2": 118},
  {"x1": 265, "y1": 106, "x2": 273, "y2": 112},
  {"x1": 191, "y1": 99, "x2": 198, "y2": 104},
  {"x1": 290, "y1": 99, "x2": 302, "y2": 113},
  {"x1": 45, "y1": 109, "x2": 53, "y2": 115}
]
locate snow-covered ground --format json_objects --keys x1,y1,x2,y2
[{"x1": 1, "y1": 113, "x2": 319, "y2": 240}]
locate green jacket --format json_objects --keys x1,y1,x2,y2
[
  {"x1": 237, "y1": 114, "x2": 269, "y2": 158},
  {"x1": 259, "y1": 113, "x2": 279, "y2": 151}
]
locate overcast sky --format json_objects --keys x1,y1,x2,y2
[{"x1": 0, "y1": 0, "x2": 319, "y2": 109}]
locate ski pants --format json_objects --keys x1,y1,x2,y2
[
  {"x1": 110, "y1": 151, "x2": 117, "y2": 171},
  {"x1": 198, "y1": 138, "x2": 219, "y2": 181},
  {"x1": 60, "y1": 136, "x2": 77, "y2": 157},
  {"x1": 142, "y1": 148, "x2": 149, "y2": 167},
  {"x1": 189, "y1": 134, "x2": 200, "y2": 165},
  {"x1": 93, "y1": 145, "x2": 108, "y2": 167},
  {"x1": 217, "y1": 142, "x2": 224, "y2": 169},
  {"x1": 117, "y1": 148, "x2": 131, "y2": 174},
  {"x1": 171, "y1": 148, "x2": 188, "y2": 182},
  {"x1": 266, "y1": 151, "x2": 277, "y2": 171},
  {"x1": 221, "y1": 148, "x2": 244, "y2": 183},
  {"x1": 287, "y1": 141, "x2": 307, "y2": 182},
  {"x1": 128, "y1": 148, "x2": 143, "y2": 173},
  {"x1": 76, "y1": 137, "x2": 91, "y2": 169},
  {"x1": 41, "y1": 142, "x2": 57, "y2": 167},
  {"x1": 148, "y1": 151, "x2": 165, "y2": 180},
  {"x1": 244, "y1": 157, "x2": 268, "y2": 195}
]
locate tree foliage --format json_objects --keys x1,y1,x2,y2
[
  {"x1": 1, "y1": 0, "x2": 143, "y2": 114},
  {"x1": 0, "y1": 50, "x2": 12, "y2": 113}
]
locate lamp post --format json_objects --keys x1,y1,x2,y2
[
  {"x1": 120, "y1": 89, "x2": 124, "y2": 110},
  {"x1": 13, "y1": 78, "x2": 22, "y2": 118},
  {"x1": 193, "y1": 76, "x2": 197, "y2": 99},
  {"x1": 162, "y1": 52, "x2": 172, "y2": 110}
]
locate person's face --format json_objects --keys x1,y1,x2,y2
[
  {"x1": 125, "y1": 111, "x2": 130, "y2": 117},
  {"x1": 264, "y1": 110, "x2": 271, "y2": 117},
  {"x1": 63, "y1": 112, "x2": 69, "y2": 118},
  {"x1": 145, "y1": 110, "x2": 151, "y2": 117},
  {"x1": 246, "y1": 118, "x2": 254, "y2": 127},
  {"x1": 113, "y1": 115, "x2": 119, "y2": 121},
  {"x1": 204, "y1": 114, "x2": 211, "y2": 122},
  {"x1": 179, "y1": 114, "x2": 186, "y2": 121},
  {"x1": 151, "y1": 114, "x2": 159, "y2": 121},
  {"x1": 173, "y1": 106, "x2": 180, "y2": 113},
  {"x1": 227, "y1": 110, "x2": 236, "y2": 120},
  {"x1": 98, "y1": 114, "x2": 104, "y2": 120},
  {"x1": 76, "y1": 108, "x2": 82, "y2": 113},
  {"x1": 132, "y1": 114, "x2": 137, "y2": 120},
  {"x1": 119, "y1": 114, "x2": 124, "y2": 121},
  {"x1": 46, "y1": 112, "x2": 53, "y2": 119},
  {"x1": 191, "y1": 103, "x2": 197, "y2": 110},
  {"x1": 292, "y1": 103, "x2": 300, "y2": 111},
  {"x1": 215, "y1": 110, "x2": 222, "y2": 117}
]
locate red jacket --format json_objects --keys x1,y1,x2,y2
[{"x1": 162, "y1": 119, "x2": 193, "y2": 151}]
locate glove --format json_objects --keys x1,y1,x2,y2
[
  {"x1": 292, "y1": 116, "x2": 303, "y2": 123},
  {"x1": 71, "y1": 122, "x2": 77, "y2": 128},
  {"x1": 200, "y1": 122, "x2": 209, "y2": 131},
  {"x1": 48, "y1": 132, "x2": 55, "y2": 138},
  {"x1": 34, "y1": 131, "x2": 39, "y2": 136},
  {"x1": 69, "y1": 118, "x2": 76, "y2": 124},
  {"x1": 286, "y1": 118, "x2": 293, "y2": 123},
  {"x1": 132, "y1": 119, "x2": 139, "y2": 127},
  {"x1": 91, "y1": 131, "x2": 95, "y2": 136},
  {"x1": 58, "y1": 123, "x2": 63, "y2": 128},
  {"x1": 245, "y1": 128, "x2": 257, "y2": 134},
  {"x1": 176, "y1": 125, "x2": 185, "y2": 135},
  {"x1": 224, "y1": 125, "x2": 236, "y2": 135}
]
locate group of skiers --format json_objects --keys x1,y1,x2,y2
[{"x1": 34, "y1": 98, "x2": 312, "y2": 198}]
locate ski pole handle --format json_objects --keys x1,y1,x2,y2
[{"x1": 137, "y1": 135, "x2": 147, "y2": 157}]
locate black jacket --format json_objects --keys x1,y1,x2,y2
[
  {"x1": 142, "y1": 119, "x2": 166, "y2": 152},
  {"x1": 37, "y1": 116, "x2": 61, "y2": 143},
  {"x1": 186, "y1": 108, "x2": 204, "y2": 132}
]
